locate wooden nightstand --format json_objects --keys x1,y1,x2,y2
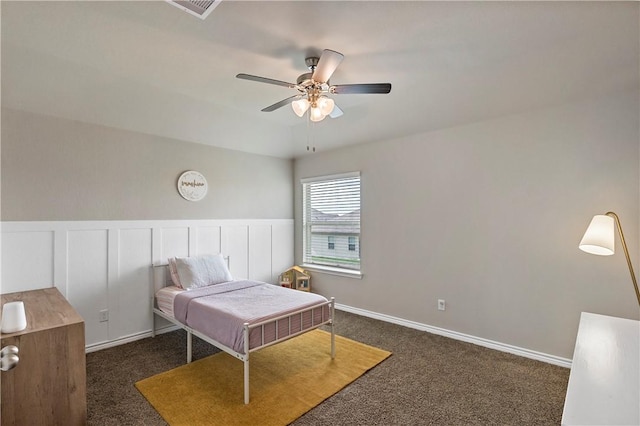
[{"x1": 1, "y1": 288, "x2": 86, "y2": 425}]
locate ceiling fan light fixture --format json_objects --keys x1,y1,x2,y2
[
  {"x1": 317, "y1": 96, "x2": 335, "y2": 116},
  {"x1": 291, "y1": 98, "x2": 310, "y2": 117},
  {"x1": 237, "y1": 49, "x2": 392, "y2": 121}
]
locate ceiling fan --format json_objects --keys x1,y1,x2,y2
[{"x1": 236, "y1": 49, "x2": 392, "y2": 122}]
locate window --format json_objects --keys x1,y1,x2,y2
[
  {"x1": 348, "y1": 236, "x2": 356, "y2": 251},
  {"x1": 302, "y1": 172, "x2": 361, "y2": 271},
  {"x1": 328, "y1": 236, "x2": 335, "y2": 250}
]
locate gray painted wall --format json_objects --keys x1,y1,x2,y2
[
  {"x1": 2, "y1": 90, "x2": 638, "y2": 360},
  {"x1": 1, "y1": 108, "x2": 293, "y2": 221},
  {"x1": 294, "y1": 91, "x2": 640, "y2": 359}
]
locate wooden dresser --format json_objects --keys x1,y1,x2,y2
[{"x1": 1, "y1": 288, "x2": 86, "y2": 425}]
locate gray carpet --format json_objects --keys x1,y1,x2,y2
[{"x1": 87, "y1": 310, "x2": 569, "y2": 425}]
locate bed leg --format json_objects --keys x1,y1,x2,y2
[
  {"x1": 244, "y1": 322, "x2": 250, "y2": 404},
  {"x1": 244, "y1": 358, "x2": 250, "y2": 404},
  {"x1": 187, "y1": 331, "x2": 193, "y2": 364},
  {"x1": 150, "y1": 297, "x2": 156, "y2": 338},
  {"x1": 330, "y1": 297, "x2": 336, "y2": 359}
]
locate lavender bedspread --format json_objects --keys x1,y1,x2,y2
[{"x1": 173, "y1": 280, "x2": 330, "y2": 354}]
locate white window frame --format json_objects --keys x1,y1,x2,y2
[{"x1": 301, "y1": 172, "x2": 362, "y2": 279}]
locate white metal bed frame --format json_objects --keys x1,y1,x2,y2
[{"x1": 150, "y1": 263, "x2": 335, "y2": 404}]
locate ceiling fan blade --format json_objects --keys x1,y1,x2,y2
[
  {"x1": 329, "y1": 104, "x2": 343, "y2": 118},
  {"x1": 261, "y1": 95, "x2": 301, "y2": 112},
  {"x1": 236, "y1": 73, "x2": 297, "y2": 89},
  {"x1": 312, "y1": 49, "x2": 344, "y2": 84},
  {"x1": 331, "y1": 83, "x2": 392, "y2": 95}
]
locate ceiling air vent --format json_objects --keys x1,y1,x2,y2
[{"x1": 166, "y1": 0, "x2": 222, "y2": 20}]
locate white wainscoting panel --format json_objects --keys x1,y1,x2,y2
[
  {"x1": 160, "y1": 227, "x2": 189, "y2": 260},
  {"x1": 249, "y1": 224, "x2": 272, "y2": 283},
  {"x1": 116, "y1": 228, "x2": 153, "y2": 339},
  {"x1": 272, "y1": 222, "x2": 294, "y2": 283},
  {"x1": 1, "y1": 230, "x2": 54, "y2": 294},
  {"x1": 67, "y1": 229, "x2": 109, "y2": 346},
  {"x1": 1, "y1": 219, "x2": 293, "y2": 350},
  {"x1": 221, "y1": 225, "x2": 249, "y2": 280},
  {"x1": 196, "y1": 226, "x2": 221, "y2": 256}
]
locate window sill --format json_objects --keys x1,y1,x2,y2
[{"x1": 301, "y1": 264, "x2": 363, "y2": 280}]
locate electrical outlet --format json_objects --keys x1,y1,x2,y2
[
  {"x1": 438, "y1": 299, "x2": 446, "y2": 311},
  {"x1": 99, "y1": 309, "x2": 109, "y2": 322}
]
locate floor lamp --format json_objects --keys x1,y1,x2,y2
[{"x1": 579, "y1": 211, "x2": 640, "y2": 307}]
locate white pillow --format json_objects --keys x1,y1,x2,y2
[{"x1": 175, "y1": 254, "x2": 233, "y2": 290}]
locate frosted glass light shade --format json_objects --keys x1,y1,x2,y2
[
  {"x1": 291, "y1": 98, "x2": 310, "y2": 117},
  {"x1": 317, "y1": 96, "x2": 335, "y2": 115},
  {"x1": 309, "y1": 106, "x2": 326, "y2": 122},
  {"x1": 1, "y1": 301, "x2": 27, "y2": 333},
  {"x1": 579, "y1": 214, "x2": 615, "y2": 256}
]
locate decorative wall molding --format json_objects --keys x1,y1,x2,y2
[
  {"x1": 1, "y1": 219, "x2": 294, "y2": 347},
  {"x1": 335, "y1": 303, "x2": 572, "y2": 368},
  {"x1": 2, "y1": 219, "x2": 573, "y2": 366}
]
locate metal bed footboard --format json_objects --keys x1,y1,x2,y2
[
  {"x1": 150, "y1": 265, "x2": 335, "y2": 404},
  {"x1": 242, "y1": 298, "x2": 335, "y2": 404}
]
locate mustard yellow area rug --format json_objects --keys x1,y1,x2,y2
[{"x1": 135, "y1": 329, "x2": 391, "y2": 426}]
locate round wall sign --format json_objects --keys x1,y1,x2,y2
[{"x1": 177, "y1": 170, "x2": 208, "y2": 201}]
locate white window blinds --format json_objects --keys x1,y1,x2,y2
[{"x1": 302, "y1": 172, "x2": 361, "y2": 271}]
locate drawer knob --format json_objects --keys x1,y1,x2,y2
[{"x1": 1, "y1": 345, "x2": 19, "y2": 371}]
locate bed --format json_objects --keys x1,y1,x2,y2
[{"x1": 150, "y1": 253, "x2": 335, "y2": 404}]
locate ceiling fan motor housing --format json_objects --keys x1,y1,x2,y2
[
  {"x1": 296, "y1": 72, "x2": 314, "y2": 86},
  {"x1": 305, "y1": 57, "x2": 319, "y2": 71},
  {"x1": 297, "y1": 57, "x2": 322, "y2": 88}
]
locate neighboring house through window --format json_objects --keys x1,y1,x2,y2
[{"x1": 302, "y1": 172, "x2": 361, "y2": 272}]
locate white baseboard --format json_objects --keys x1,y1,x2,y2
[
  {"x1": 85, "y1": 325, "x2": 180, "y2": 353},
  {"x1": 335, "y1": 303, "x2": 572, "y2": 368},
  {"x1": 85, "y1": 303, "x2": 572, "y2": 368}
]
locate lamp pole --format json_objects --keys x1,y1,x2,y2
[{"x1": 606, "y1": 212, "x2": 640, "y2": 307}]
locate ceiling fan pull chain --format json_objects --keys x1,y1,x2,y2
[
  {"x1": 311, "y1": 115, "x2": 316, "y2": 153},
  {"x1": 306, "y1": 110, "x2": 311, "y2": 151},
  {"x1": 306, "y1": 111, "x2": 316, "y2": 153}
]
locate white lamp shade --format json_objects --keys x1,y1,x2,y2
[
  {"x1": 309, "y1": 106, "x2": 326, "y2": 122},
  {"x1": 291, "y1": 98, "x2": 309, "y2": 117},
  {"x1": 317, "y1": 96, "x2": 335, "y2": 116},
  {"x1": 1, "y1": 301, "x2": 27, "y2": 333},
  {"x1": 579, "y1": 214, "x2": 615, "y2": 256}
]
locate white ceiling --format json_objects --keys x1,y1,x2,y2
[{"x1": 2, "y1": 1, "x2": 638, "y2": 159}]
